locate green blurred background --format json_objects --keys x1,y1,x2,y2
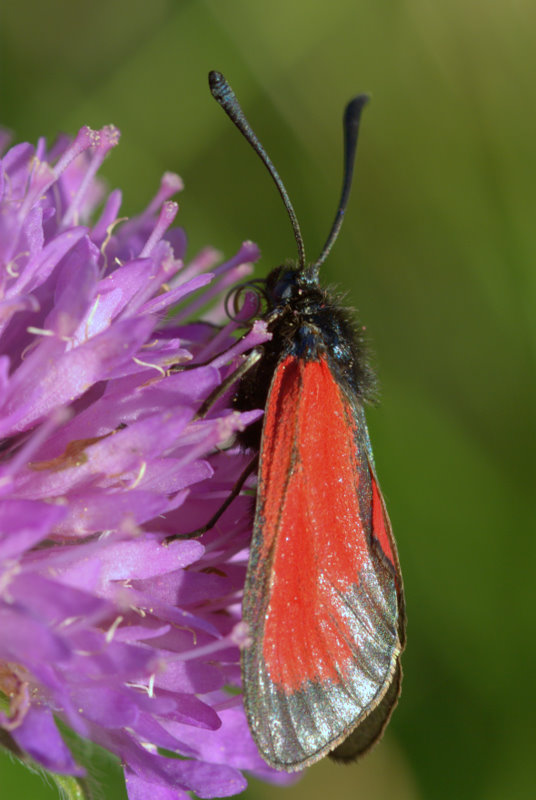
[{"x1": 1, "y1": 1, "x2": 534, "y2": 798}]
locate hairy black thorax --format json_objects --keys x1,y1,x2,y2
[{"x1": 234, "y1": 264, "x2": 376, "y2": 450}]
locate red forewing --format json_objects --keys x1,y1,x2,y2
[{"x1": 241, "y1": 354, "x2": 404, "y2": 770}]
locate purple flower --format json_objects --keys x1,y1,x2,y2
[{"x1": 0, "y1": 126, "x2": 289, "y2": 798}]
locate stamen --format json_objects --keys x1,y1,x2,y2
[
  {"x1": 170, "y1": 246, "x2": 220, "y2": 285},
  {"x1": 62, "y1": 125, "x2": 121, "y2": 227},
  {"x1": 176, "y1": 626, "x2": 244, "y2": 663},
  {"x1": 84, "y1": 295, "x2": 101, "y2": 339},
  {"x1": 144, "y1": 172, "x2": 184, "y2": 217},
  {"x1": 26, "y1": 326, "x2": 55, "y2": 337},
  {"x1": 18, "y1": 127, "x2": 95, "y2": 222},
  {"x1": 139, "y1": 201, "x2": 178, "y2": 258},
  {"x1": 127, "y1": 462, "x2": 147, "y2": 490},
  {"x1": 211, "y1": 240, "x2": 260, "y2": 277},
  {"x1": 105, "y1": 615, "x2": 124, "y2": 643},
  {"x1": 99, "y1": 216, "x2": 128, "y2": 276},
  {"x1": 132, "y1": 356, "x2": 166, "y2": 377}
]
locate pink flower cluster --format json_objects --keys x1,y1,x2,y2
[{"x1": 0, "y1": 126, "x2": 287, "y2": 798}]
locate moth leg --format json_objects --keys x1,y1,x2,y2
[
  {"x1": 164, "y1": 456, "x2": 258, "y2": 542},
  {"x1": 195, "y1": 348, "x2": 262, "y2": 419},
  {"x1": 164, "y1": 348, "x2": 262, "y2": 543}
]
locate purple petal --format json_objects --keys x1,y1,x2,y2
[
  {"x1": 0, "y1": 500, "x2": 66, "y2": 558},
  {"x1": 106, "y1": 732, "x2": 247, "y2": 798},
  {"x1": 10, "y1": 706, "x2": 83, "y2": 775},
  {"x1": 0, "y1": 317, "x2": 156, "y2": 435},
  {"x1": 125, "y1": 770, "x2": 190, "y2": 800},
  {"x1": 0, "y1": 607, "x2": 71, "y2": 665},
  {"x1": 90, "y1": 535, "x2": 204, "y2": 581}
]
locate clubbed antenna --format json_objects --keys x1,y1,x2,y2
[
  {"x1": 310, "y1": 94, "x2": 369, "y2": 280},
  {"x1": 209, "y1": 70, "x2": 306, "y2": 271}
]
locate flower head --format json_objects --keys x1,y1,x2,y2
[{"x1": 0, "y1": 126, "x2": 287, "y2": 798}]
